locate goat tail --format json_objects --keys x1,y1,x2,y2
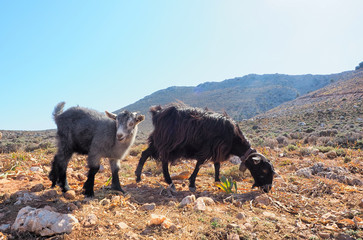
[{"x1": 53, "y1": 102, "x2": 65, "y2": 120}]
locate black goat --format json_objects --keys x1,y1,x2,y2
[
  {"x1": 135, "y1": 104, "x2": 274, "y2": 193},
  {"x1": 50, "y1": 102, "x2": 144, "y2": 197}
]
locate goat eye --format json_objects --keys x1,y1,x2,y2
[{"x1": 129, "y1": 122, "x2": 134, "y2": 127}]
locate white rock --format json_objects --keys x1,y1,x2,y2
[
  {"x1": 179, "y1": 195, "x2": 196, "y2": 207},
  {"x1": 14, "y1": 192, "x2": 38, "y2": 205},
  {"x1": 116, "y1": 222, "x2": 129, "y2": 229},
  {"x1": 30, "y1": 167, "x2": 43, "y2": 172},
  {"x1": 83, "y1": 214, "x2": 98, "y2": 227},
  {"x1": 194, "y1": 199, "x2": 206, "y2": 211},
  {"x1": 12, "y1": 206, "x2": 79, "y2": 236},
  {"x1": 196, "y1": 197, "x2": 215, "y2": 206}
]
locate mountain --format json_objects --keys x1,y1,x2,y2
[
  {"x1": 259, "y1": 69, "x2": 363, "y2": 118},
  {"x1": 116, "y1": 70, "x2": 356, "y2": 135},
  {"x1": 239, "y1": 69, "x2": 363, "y2": 149}
]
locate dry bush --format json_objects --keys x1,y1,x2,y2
[
  {"x1": 319, "y1": 129, "x2": 338, "y2": 137},
  {"x1": 303, "y1": 135, "x2": 318, "y2": 145},
  {"x1": 289, "y1": 132, "x2": 304, "y2": 140},
  {"x1": 264, "y1": 138, "x2": 278, "y2": 149},
  {"x1": 276, "y1": 136, "x2": 288, "y2": 145},
  {"x1": 299, "y1": 147, "x2": 312, "y2": 157},
  {"x1": 316, "y1": 136, "x2": 334, "y2": 146}
]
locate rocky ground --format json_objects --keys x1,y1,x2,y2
[{"x1": 0, "y1": 144, "x2": 362, "y2": 240}]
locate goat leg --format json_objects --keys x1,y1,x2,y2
[
  {"x1": 214, "y1": 162, "x2": 221, "y2": 182},
  {"x1": 83, "y1": 166, "x2": 99, "y2": 197},
  {"x1": 109, "y1": 159, "x2": 125, "y2": 193},
  {"x1": 135, "y1": 146, "x2": 154, "y2": 182},
  {"x1": 188, "y1": 160, "x2": 203, "y2": 192}
]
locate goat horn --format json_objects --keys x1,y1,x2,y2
[{"x1": 246, "y1": 153, "x2": 268, "y2": 162}]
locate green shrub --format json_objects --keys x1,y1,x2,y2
[
  {"x1": 317, "y1": 146, "x2": 334, "y2": 153},
  {"x1": 287, "y1": 144, "x2": 298, "y2": 151},
  {"x1": 335, "y1": 148, "x2": 346, "y2": 156}
]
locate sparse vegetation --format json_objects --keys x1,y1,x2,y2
[{"x1": 0, "y1": 70, "x2": 362, "y2": 239}]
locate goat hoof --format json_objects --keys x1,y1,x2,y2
[
  {"x1": 189, "y1": 186, "x2": 196, "y2": 192},
  {"x1": 166, "y1": 183, "x2": 177, "y2": 195},
  {"x1": 111, "y1": 186, "x2": 125, "y2": 194},
  {"x1": 135, "y1": 177, "x2": 141, "y2": 183}
]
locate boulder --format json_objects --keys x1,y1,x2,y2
[{"x1": 12, "y1": 206, "x2": 79, "y2": 236}]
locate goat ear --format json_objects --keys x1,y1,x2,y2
[
  {"x1": 105, "y1": 111, "x2": 117, "y2": 120},
  {"x1": 136, "y1": 115, "x2": 145, "y2": 124}
]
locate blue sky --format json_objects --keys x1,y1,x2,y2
[{"x1": 1, "y1": 0, "x2": 362, "y2": 130}]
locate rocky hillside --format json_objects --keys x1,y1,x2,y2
[
  {"x1": 238, "y1": 69, "x2": 363, "y2": 151},
  {"x1": 116, "y1": 71, "x2": 355, "y2": 135}
]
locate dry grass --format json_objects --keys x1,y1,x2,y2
[{"x1": 0, "y1": 144, "x2": 362, "y2": 240}]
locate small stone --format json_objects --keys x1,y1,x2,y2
[
  {"x1": 337, "y1": 219, "x2": 355, "y2": 229},
  {"x1": 227, "y1": 233, "x2": 240, "y2": 240},
  {"x1": 64, "y1": 190, "x2": 76, "y2": 200},
  {"x1": 111, "y1": 195, "x2": 121, "y2": 202},
  {"x1": 171, "y1": 171, "x2": 190, "y2": 180},
  {"x1": 179, "y1": 195, "x2": 196, "y2": 207},
  {"x1": 43, "y1": 190, "x2": 58, "y2": 199},
  {"x1": 116, "y1": 222, "x2": 129, "y2": 229},
  {"x1": 83, "y1": 214, "x2": 98, "y2": 227},
  {"x1": 236, "y1": 212, "x2": 247, "y2": 220},
  {"x1": 30, "y1": 183, "x2": 45, "y2": 192},
  {"x1": 254, "y1": 195, "x2": 271, "y2": 206},
  {"x1": 194, "y1": 199, "x2": 206, "y2": 211},
  {"x1": 244, "y1": 222, "x2": 253, "y2": 230},
  {"x1": 161, "y1": 219, "x2": 176, "y2": 230},
  {"x1": 100, "y1": 198, "x2": 111, "y2": 206},
  {"x1": 124, "y1": 232, "x2": 139, "y2": 240},
  {"x1": 353, "y1": 216, "x2": 363, "y2": 229},
  {"x1": 318, "y1": 232, "x2": 331, "y2": 239},
  {"x1": 140, "y1": 203, "x2": 155, "y2": 211},
  {"x1": 30, "y1": 166, "x2": 43, "y2": 172},
  {"x1": 335, "y1": 233, "x2": 355, "y2": 240},
  {"x1": 227, "y1": 223, "x2": 240, "y2": 229},
  {"x1": 149, "y1": 214, "x2": 166, "y2": 225},
  {"x1": 196, "y1": 197, "x2": 215, "y2": 206},
  {"x1": 67, "y1": 203, "x2": 78, "y2": 211},
  {"x1": 263, "y1": 211, "x2": 277, "y2": 220}
]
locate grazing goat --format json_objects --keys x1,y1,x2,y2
[
  {"x1": 135, "y1": 104, "x2": 274, "y2": 193},
  {"x1": 50, "y1": 102, "x2": 144, "y2": 197}
]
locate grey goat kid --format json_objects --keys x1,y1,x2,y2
[{"x1": 49, "y1": 102, "x2": 144, "y2": 197}]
